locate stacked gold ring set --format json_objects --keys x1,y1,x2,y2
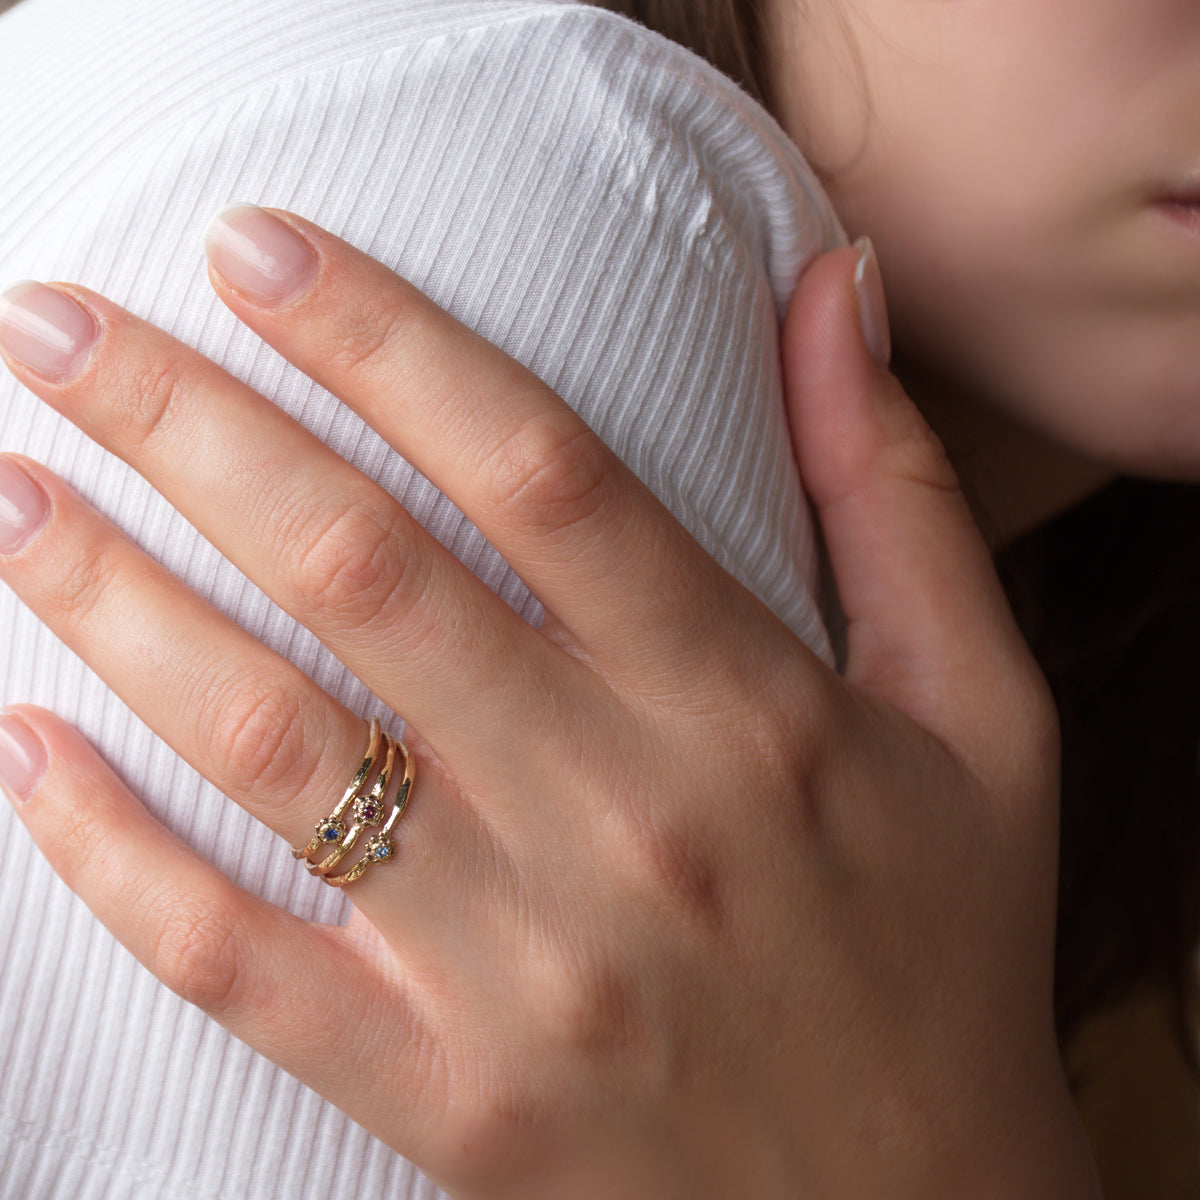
[{"x1": 292, "y1": 718, "x2": 414, "y2": 887}]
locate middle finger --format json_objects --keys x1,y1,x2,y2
[{"x1": 0, "y1": 280, "x2": 588, "y2": 781}]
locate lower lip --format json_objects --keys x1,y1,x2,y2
[{"x1": 1157, "y1": 200, "x2": 1200, "y2": 237}]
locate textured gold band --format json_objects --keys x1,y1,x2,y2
[
  {"x1": 321, "y1": 740, "x2": 415, "y2": 888},
  {"x1": 291, "y1": 718, "x2": 383, "y2": 861},
  {"x1": 292, "y1": 718, "x2": 413, "y2": 885},
  {"x1": 305, "y1": 733, "x2": 397, "y2": 875}
]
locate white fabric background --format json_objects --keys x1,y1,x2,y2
[{"x1": 0, "y1": 0, "x2": 843, "y2": 1195}]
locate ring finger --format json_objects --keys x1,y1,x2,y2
[{"x1": 0, "y1": 453, "x2": 507, "y2": 940}]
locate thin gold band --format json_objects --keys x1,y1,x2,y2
[
  {"x1": 292, "y1": 718, "x2": 414, "y2": 886},
  {"x1": 291, "y1": 717, "x2": 383, "y2": 861},
  {"x1": 305, "y1": 732, "x2": 397, "y2": 875},
  {"x1": 321, "y1": 740, "x2": 415, "y2": 888}
]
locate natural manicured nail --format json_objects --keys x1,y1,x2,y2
[
  {"x1": 0, "y1": 712, "x2": 47, "y2": 802},
  {"x1": 204, "y1": 205, "x2": 319, "y2": 307},
  {"x1": 853, "y1": 236, "x2": 892, "y2": 371},
  {"x1": 0, "y1": 281, "x2": 100, "y2": 383},
  {"x1": 0, "y1": 455, "x2": 49, "y2": 553}
]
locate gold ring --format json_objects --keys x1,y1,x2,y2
[
  {"x1": 305, "y1": 732, "x2": 397, "y2": 875},
  {"x1": 291, "y1": 717, "x2": 383, "y2": 861},
  {"x1": 321, "y1": 739, "x2": 415, "y2": 888},
  {"x1": 292, "y1": 718, "x2": 414, "y2": 885}
]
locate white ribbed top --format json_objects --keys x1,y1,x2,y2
[{"x1": 0, "y1": 1, "x2": 842, "y2": 1195}]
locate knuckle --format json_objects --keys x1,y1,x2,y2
[
  {"x1": 721, "y1": 678, "x2": 835, "y2": 855},
  {"x1": 318, "y1": 295, "x2": 409, "y2": 383},
  {"x1": 151, "y1": 900, "x2": 245, "y2": 1014},
  {"x1": 880, "y1": 391, "x2": 962, "y2": 495},
  {"x1": 45, "y1": 801, "x2": 119, "y2": 896},
  {"x1": 482, "y1": 414, "x2": 616, "y2": 537},
  {"x1": 194, "y1": 672, "x2": 317, "y2": 803},
  {"x1": 50, "y1": 539, "x2": 124, "y2": 625},
  {"x1": 109, "y1": 355, "x2": 194, "y2": 451},
  {"x1": 529, "y1": 955, "x2": 644, "y2": 1062},
  {"x1": 609, "y1": 807, "x2": 728, "y2": 937},
  {"x1": 290, "y1": 500, "x2": 409, "y2": 628}
]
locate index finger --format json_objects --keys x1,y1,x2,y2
[{"x1": 204, "y1": 206, "x2": 762, "y2": 676}]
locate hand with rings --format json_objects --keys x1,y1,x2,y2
[{"x1": 0, "y1": 209, "x2": 1099, "y2": 1198}]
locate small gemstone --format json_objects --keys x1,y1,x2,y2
[
  {"x1": 355, "y1": 798, "x2": 384, "y2": 825},
  {"x1": 318, "y1": 820, "x2": 342, "y2": 843},
  {"x1": 370, "y1": 840, "x2": 393, "y2": 861}
]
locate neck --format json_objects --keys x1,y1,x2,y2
[{"x1": 895, "y1": 362, "x2": 1117, "y2": 549}]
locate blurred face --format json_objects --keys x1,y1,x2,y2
[{"x1": 765, "y1": 0, "x2": 1200, "y2": 478}]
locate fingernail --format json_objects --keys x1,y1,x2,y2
[
  {"x1": 0, "y1": 281, "x2": 101, "y2": 384},
  {"x1": 0, "y1": 712, "x2": 48, "y2": 802},
  {"x1": 853, "y1": 236, "x2": 892, "y2": 371},
  {"x1": 0, "y1": 455, "x2": 49, "y2": 553},
  {"x1": 204, "y1": 205, "x2": 319, "y2": 307}
]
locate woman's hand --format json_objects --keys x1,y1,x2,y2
[{"x1": 0, "y1": 210, "x2": 1098, "y2": 1199}]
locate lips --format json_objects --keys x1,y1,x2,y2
[
  {"x1": 1159, "y1": 200, "x2": 1200, "y2": 236},
  {"x1": 1155, "y1": 183, "x2": 1200, "y2": 235}
]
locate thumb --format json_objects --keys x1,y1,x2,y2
[{"x1": 781, "y1": 240, "x2": 1048, "y2": 769}]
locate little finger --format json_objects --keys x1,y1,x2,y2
[{"x1": 0, "y1": 704, "x2": 442, "y2": 1157}]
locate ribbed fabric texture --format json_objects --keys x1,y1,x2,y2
[{"x1": 0, "y1": 1, "x2": 843, "y2": 1195}]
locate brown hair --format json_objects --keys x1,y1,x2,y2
[{"x1": 591, "y1": 1, "x2": 769, "y2": 103}]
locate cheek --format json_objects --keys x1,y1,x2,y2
[
  {"x1": 771, "y1": 0, "x2": 1200, "y2": 477},
  {"x1": 837, "y1": 111, "x2": 1200, "y2": 478},
  {"x1": 774, "y1": 0, "x2": 1123, "y2": 322},
  {"x1": 882, "y1": 229, "x2": 1200, "y2": 480}
]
